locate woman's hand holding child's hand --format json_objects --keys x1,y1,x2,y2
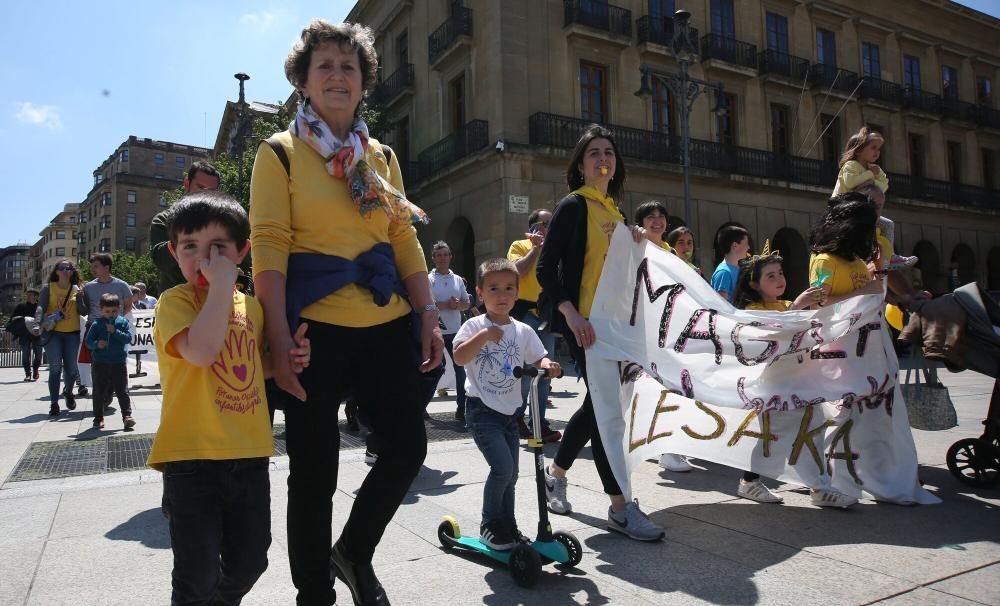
[{"x1": 288, "y1": 323, "x2": 311, "y2": 373}]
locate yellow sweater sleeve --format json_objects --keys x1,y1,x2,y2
[
  {"x1": 838, "y1": 160, "x2": 877, "y2": 193},
  {"x1": 383, "y1": 146, "x2": 427, "y2": 279},
  {"x1": 249, "y1": 140, "x2": 293, "y2": 277}
]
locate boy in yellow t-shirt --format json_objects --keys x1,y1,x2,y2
[{"x1": 149, "y1": 191, "x2": 310, "y2": 604}]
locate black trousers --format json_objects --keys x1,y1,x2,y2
[
  {"x1": 19, "y1": 335, "x2": 42, "y2": 375},
  {"x1": 552, "y1": 340, "x2": 623, "y2": 496},
  {"x1": 284, "y1": 316, "x2": 427, "y2": 606},
  {"x1": 92, "y1": 362, "x2": 132, "y2": 420}
]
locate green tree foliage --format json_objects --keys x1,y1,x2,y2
[{"x1": 79, "y1": 251, "x2": 162, "y2": 296}]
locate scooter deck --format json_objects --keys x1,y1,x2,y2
[{"x1": 448, "y1": 536, "x2": 571, "y2": 564}]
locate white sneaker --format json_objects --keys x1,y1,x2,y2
[
  {"x1": 659, "y1": 454, "x2": 693, "y2": 472},
  {"x1": 737, "y1": 479, "x2": 784, "y2": 504},
  {"x1": 607, "y1": 499, "x2": 665, "y2": 542},
  {"x1": 364, "y1": 449, "x2": 378, "y2": 466},
  {"x1": 811, "y1": 489, "x2": 857, "y2": 509},
  {"x1": 544, "y1": 466, "x2": 573, "y2": 515}
]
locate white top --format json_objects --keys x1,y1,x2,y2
[
  {"x1": 428, "y1": 269, "x2": 470, "y2": 334},
  {"x1": 454, "y1": 315, "x2": 547, "y2": 415}
]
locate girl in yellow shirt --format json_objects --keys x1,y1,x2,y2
[{"x1": 38, "y1": 258, "x2": 84, "y2": 416}]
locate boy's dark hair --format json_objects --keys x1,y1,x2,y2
[
  {"x1": 732, "y1": 253, "x2": 784, "y2": 309},
  {"x1": 167, "y1": 191, "x2": 250, "y2": 246},
  {"x1": 633, "y1": 200, "x2": 668, "y2": 226},
  {"x1": 811, "y1": 193, "x2": 878, "y2": 262},
  {"x1": 666, "y1": 226, "x2": 694, "y2": 248},
  {"x1": 566, "y1": 125, "x2": 627, "y2": 200},
  {"x1": 99, "y1": 293, "x2": 121, "y2": 308},
  {"x1": 89, "y1": 252, "x2": 113, "y2": 269},
  {"x1": 715, "y1": 225, "x2": 750, "y2": 260},
  {"x1": 187, "y1": 160, "x2": 220, "y2": 183},
  {"x1": 477, "y1": 258, "x2": 519, "y2": 288}
]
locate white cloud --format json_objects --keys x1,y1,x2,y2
[
  {"x1": 15, "y1": 102, "x2": 62, "y2": 130},
  {"x1": 239, "y1": 11, "x2": 276, "y2": 30}
]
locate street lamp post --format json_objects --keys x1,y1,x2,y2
[
  {"x1": 634, "y1": 10, "x2": 725, "y2": 228},
  {"x1": 234, "y1": 72, "x2": 251, "y2": 202}
]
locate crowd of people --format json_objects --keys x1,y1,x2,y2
[{"x1": 2, "y1": 17, "x2": 940, "y2": 606}]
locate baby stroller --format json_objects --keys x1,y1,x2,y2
[{"x1": 901, "y1": 283, "x2": 1000, "y2": 487}]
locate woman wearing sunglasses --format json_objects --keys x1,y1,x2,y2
[{"x1": 36, "y1": 259, "x2": 85, "y2": 416}]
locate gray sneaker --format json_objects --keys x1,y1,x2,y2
[
  {"x1": 607, "y1": 499, "x2": 665, "y2": 542},
  {"x1": 544, "y1": 466, "x2": 572, "y2": 515}
]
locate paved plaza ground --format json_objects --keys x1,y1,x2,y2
[{"x1": 0, "y1": 365, "x2": 997, "y2": 605}]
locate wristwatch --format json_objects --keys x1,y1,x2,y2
[{"x1": 418, "y1": 304, "x2": 439, "y2": 314}]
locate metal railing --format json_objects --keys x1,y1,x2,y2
[
  {"x1": 417, "y1": 120, "x2": 489, "y2": 179},
  {"x1": 757, "y1": 49, "x2": 810, "y2": 81},
  {"x1": 902, "y1": 86, "x2": 942, "y2": 114},
  {"x1": 859, "y1": 77, "x2": 903, "y2": 106},
  {"x1": 429, "y1": 6, "x2": 473, "y2": 64},
  {"x1": 527, "y1": 112, "x2": 996, "y2": 209},
  {"x1": 810, "y1": 64, "x2": 860, "y2": 95},
  {"x1": 564, "y1": 0, "x2": 632, "y2": 37},
  {"x1": 700, "y1": 34, "x2": 757, "y2": 70},
  {"x1": 369, "y1": 64, "x2": 414, "y2": 106},
  {"x1": 981, "y1": 106, "x2": 1000, "y2": 130},
  {"x1": 940, "y1": 97, "x2": 979, "y2": 122}
]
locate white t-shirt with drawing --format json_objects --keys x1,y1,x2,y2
[{"x1": 453, "y1": 315, "x2": 547, "y2": 415}]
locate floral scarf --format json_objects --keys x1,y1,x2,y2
[{"x1": 291, "y1": 102, "x2": 429, "y2": 225}]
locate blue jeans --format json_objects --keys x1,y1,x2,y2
[
  {"x1": 44, "y1": 331, "x2": 79, "y2": 406},
  {"x1": 162, "y1": 458, "x2": 271, "y2": 605},
  {"x1": 466, "y1": 397, "x2": 519, "y2": 528},
  {"x1": 443, "y1": 333, "x2": 466, "y2": 409},
  {"x1": 517, "y1": 310, "x2": 555, "y2": 429}
]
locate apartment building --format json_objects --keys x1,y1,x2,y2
[
  {"x1": 0, "y1": 245, "x2": 31, "y2": 315},
  {"x1": 37, "y1": 203, "x2": 81, "y2": 283},
  {"x1": 349, "y1": 0, "x2": 1000, "y2": 294},
  {"x1": 77, "y1": 136, "x2": 212, "y2": 259}
]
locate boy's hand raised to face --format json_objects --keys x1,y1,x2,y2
[
  {"x1": 199, "y1": 246, "x2": 239, "y2": 288},
  {"x1": 485, "y1": 326, "x2": 504, "y2": 343}
]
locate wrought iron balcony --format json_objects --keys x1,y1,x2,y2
[
  {"x1": 564, "y1": 0, "x2": 632, "y2": 37},
  {"x1": 417, "y1": 120, "x2": 489, "y2": 179},
  {"x1": 902, "y1": 87, "x2": 941, "y2": 115},
  {"x1": 636, "y1": 15, "x2": 699, "y2": 50},
  {"x1": 859, "y1": 77, "x2": 903, "y2": 106},
  {"x1": 369, "y1": 64, "x2": 414, "y2": 107},
  {"x1": 940, "y1": 96, "x2": 979, "y2": 123},
  {"x1": 757, "y1": 49, "x2": 810, "y2": 81},
  {"x1": 810, "y1": 64, "x2": 860, "y2": 95},
  {"x1": 429, "y1": 6, "x2": 473, "y2": 64},
  {"x1": 980, "y1": 106, "x2": 1000, "y2": 129},
  {"x1": 700, "y1": 34, "x2": 757, "y2": 70},
  {"x1": 402, "y1": 161, "x2": 420, "y2": 189}
]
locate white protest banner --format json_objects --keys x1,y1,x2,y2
[
  {"x1": 586, "y1": 224, "x2": 938, "y2": 505},
  {"x1": 126, "y1": 309, "x2": 159, "y2": 388}
]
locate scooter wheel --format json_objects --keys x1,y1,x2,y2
[
  {"x1": 438, "y1": 517, "x2": 460, "y2": 550},
  {"x1": 553, "y1": 531, "x2": 583, "y2": 567},
  {"x1": 946, "y1": 438, "x2": 1000, "y2": 487},
  {"x1": 508, "y1": 544, "x2": 542, "y2": 588}
]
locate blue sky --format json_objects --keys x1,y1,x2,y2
[{"x1": 2, "y1": 1, "x2": 998, "y2": 247}]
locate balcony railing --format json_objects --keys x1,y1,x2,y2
[
  {"x1": 528, "y1": 112, "x2": 996, "y2": 209},
  {"x1": 757, "y1": 49, "x2": 810, "y2": 81},
  {"x1": 810, "y1": 64, "x2": 859, "y2": 95},
  {"x1": 902, "y1": 87, "x2": 941, "y2": 114},
  {"x1": 981, "y1": 106, "x2": 1000, "y2": 129},
  {"x1": 859, "y1": 77, "x2": 902, "y2": 106},
  {"x1": 700, "y1": 34, "x2": 757, "y2": 70},
  {"x1": 402, "y1": 161, "x2": 420, "y2": 189},
  {"x1": 369, "y1": 64, "x2": 414, "y2": 107},
  {"x1": 564, "y1": 0, "x2": 632, "y2": 37},
  {"x1": 417, "y1": 119, "x2": 489, "y2": 179},
  {"x1": 429, "y1": 6, "x2": 473, "y2": 64},
  {"x1": 940, "y1": 96, "x2": 979, "y2": 122}
]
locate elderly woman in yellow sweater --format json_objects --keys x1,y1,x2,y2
[{"x1": 250, "y1": 20, "x2": 442, "y2": 606}]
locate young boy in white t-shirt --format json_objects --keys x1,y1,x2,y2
[{"x1": 453, "y1": 258, "x2": 560, "y2": 550}]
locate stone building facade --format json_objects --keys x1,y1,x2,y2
[
  {"x1": 349, "y1": 0, "x2": 1000, "y2": 294},
  {"x1": 37, "y1": 203, "x2": 81, "y2": 283},
  {"x1": 77, "y1": 137, "x2": 212, "y2": 260}
]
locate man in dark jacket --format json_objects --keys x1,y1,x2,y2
[{"x1": 11, "y1": 288, "x2": 43, "y2": 381}]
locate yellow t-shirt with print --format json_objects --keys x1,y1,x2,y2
[
  {"x1": 578, "y1": 199, "x2": 622, "y2": 318},
  {"x1": 745, "y1": 300, "x2": 792, "y2": 311},
  {"x1": 45, "y1": 283, "x2": 81, "y2": 333},
  {"x1": 507, "y1": 238, "x2": 542, "y2": 304},
  {"x1": 809, "y1": 253, "x2": 871, "y2": 297},
  {"x1": 148, "y1": 284, "x2": 273, "y2": 470}
]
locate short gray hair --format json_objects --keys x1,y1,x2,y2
[
  {"x1": 285, "y1": 20, "x2": 379, "y2": 107},
  {"x1": 432, "y1": 241, "x2": 451, "y2": 254}
]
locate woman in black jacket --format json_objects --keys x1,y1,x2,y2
[{"x1": 536, "y1": 125, "x2": 665, "y2": 542}]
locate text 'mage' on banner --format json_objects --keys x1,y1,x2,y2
[{"x1": 585, "y1": 224, "x2": 937, "y2": 505}]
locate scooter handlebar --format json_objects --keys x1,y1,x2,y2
[{"x1": 512, "y1": 366, "x2": 563, "y2": 379}]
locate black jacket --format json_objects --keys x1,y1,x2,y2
[{"x1": 536, "y1": 193, "x2": 590, "y2": 341}]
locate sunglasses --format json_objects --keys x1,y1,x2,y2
[
  {"x1": 56, "y1": 266, "x2": 73, "y2": 271},
  {"x1": 532, "y1": 221, "x2": 549, "y2": 228}
]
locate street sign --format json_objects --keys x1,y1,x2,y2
[{"x1": 508, "y1": 195, "x2": 530, "y2": 213}]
